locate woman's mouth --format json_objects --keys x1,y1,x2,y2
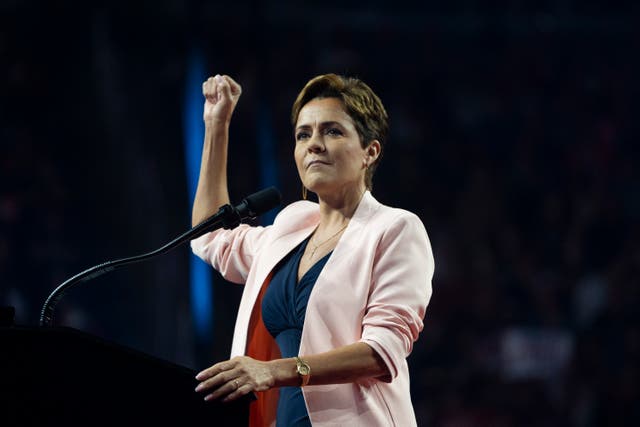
[{"x1": 307, "y1": 160, "x2": 329, "y2": 169}]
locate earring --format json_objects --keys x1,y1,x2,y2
[{"x1": 302, "y1": 185, "x2": 308, "y2": 200}]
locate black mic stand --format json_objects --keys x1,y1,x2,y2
[{"x1": 40, "y1": 204, "x2": 242, "y2": 327}]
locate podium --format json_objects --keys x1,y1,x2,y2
[{"x1": 0, "y1": 326, "x2": 251, "y2": 426}]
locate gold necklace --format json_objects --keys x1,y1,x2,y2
[{"x1": 308, "y1": 224, "x2": 348, "y2": 260}]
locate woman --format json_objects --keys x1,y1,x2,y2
[{"x1": 192, "y1": 73, "x2": 434, "y2": 426}]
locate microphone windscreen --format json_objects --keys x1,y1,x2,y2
[{"x1": 244, "y1": 187, "x2": 282, "y2": 216}]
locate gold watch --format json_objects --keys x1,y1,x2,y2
[{"x1": 294, "y1": 356, "x2": 311, "y2": 387}]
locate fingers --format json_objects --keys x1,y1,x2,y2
[
  {"x1": 221, "y1": 381, "x2": 252, "y2": 403},
  {"x1": 217, "y1": 75, "x2": 232, "y2": 101},
  {"x1": 196, "y1": 359, "x2": 229, "y2": 381},
  {"x1": 195, "y1": 369, "x2": 250, "y2": 402},
  {"x1": 195, "y1": 359, "x2": 242, "y2": 399},
  {"x1": 202, "y1": 74, "x2": 241, "y2": 102},
  {"x1": 202, "y1": 75, "x2": 220, "y2": 103},
  {"x1": 202, "y1": 375, "x2": 242, "y2": 402},
  {"x1": 195, "y1": 369, "x2": 236, "y2": 394},
  {"x1": 208, "y1": 378, "x2": 253, "y2": 403},
  {"x1": 195, "y1": 356, "x2": 266, "y2": 403},
  {"x1": 221, "y1": 75, "x2": 242, "y2": 97}
]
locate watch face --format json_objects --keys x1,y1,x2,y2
[{"x1": 298, "y1": 364, "x2": 310, "y2": 375}]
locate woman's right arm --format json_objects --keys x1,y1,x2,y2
[{"x1": 192, "y1": 74, "x2": 242, "y2": 227}]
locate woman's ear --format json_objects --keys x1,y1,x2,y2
[{"x1": 364, "y1": 140, "x2": 381, "y2": 167}]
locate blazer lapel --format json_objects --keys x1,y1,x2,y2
[{"x1": 320, "y1": 191, "x2": 381, "y2": 275}]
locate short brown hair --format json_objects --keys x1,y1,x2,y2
[{"x1": 291, "y1": 74, "x2": 388, "y2": 190}]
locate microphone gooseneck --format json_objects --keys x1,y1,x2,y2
[{"x1": 39, "y1": 187, "x2": 281, "y2": 327}]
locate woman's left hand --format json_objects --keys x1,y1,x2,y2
[{"x1": 195, "y1": 356, "x2": 276, "y2": 402}]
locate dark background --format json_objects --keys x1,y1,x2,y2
[{"x1": 1, "y1": 1, "x2": 638, "y2": 425}]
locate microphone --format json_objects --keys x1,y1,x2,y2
[
  {"x1": 198, "y1": 186, "x2": 281, "y2": 235},
  {"x1": 236, "y1": 186, "x2": 282, "y2": 220},
  {"x1": 39, "y1": 187, "x2": 282, "y2": 327}
]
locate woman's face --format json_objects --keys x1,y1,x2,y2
[{"x1": 294, "y1": 97, "x2": 371, "y2": 197}]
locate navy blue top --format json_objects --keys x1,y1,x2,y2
[{"x1": 262, "y1": 238, "x2": 332, "y2": 427}]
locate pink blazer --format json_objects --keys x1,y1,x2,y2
[{"x1": 191, "y1": 191, "x2": 434, "y2": 426}]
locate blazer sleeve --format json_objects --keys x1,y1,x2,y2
[
  {"x1": 190, "y1": 224, "x2": 272, "y2": 284},
  {"x1": 359, "y1": 212, "x2": 434, "y2": 381}
]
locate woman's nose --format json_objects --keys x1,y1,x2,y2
[{"x1": 307, "y1": 133, "x2": 326, "y2": 152}]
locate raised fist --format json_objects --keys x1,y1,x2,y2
[{"x1": 202, "y1": 74, "x2": 242, "y2": 124}]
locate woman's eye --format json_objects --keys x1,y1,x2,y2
[
  {"x1": 296, "y1": 132, "x2": 310, "y2": 140},
  {"x1": 326, "y1": 128, "x2": 343, "y2": 136}
]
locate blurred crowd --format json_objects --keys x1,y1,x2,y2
[{"x1": 2, "y1": 1, "x2": 638, "y2": 426}]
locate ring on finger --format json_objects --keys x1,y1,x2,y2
[{"x1": 234, "y1": 379, "x2": 239, "y2": 389}]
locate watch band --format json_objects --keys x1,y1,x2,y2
[{"x1": 294, "y1": 356, "x2": 311, "y2": 387}]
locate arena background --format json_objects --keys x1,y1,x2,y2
[{"x1": 1, "y1": 1, "x2": 638, "y2": 425}]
